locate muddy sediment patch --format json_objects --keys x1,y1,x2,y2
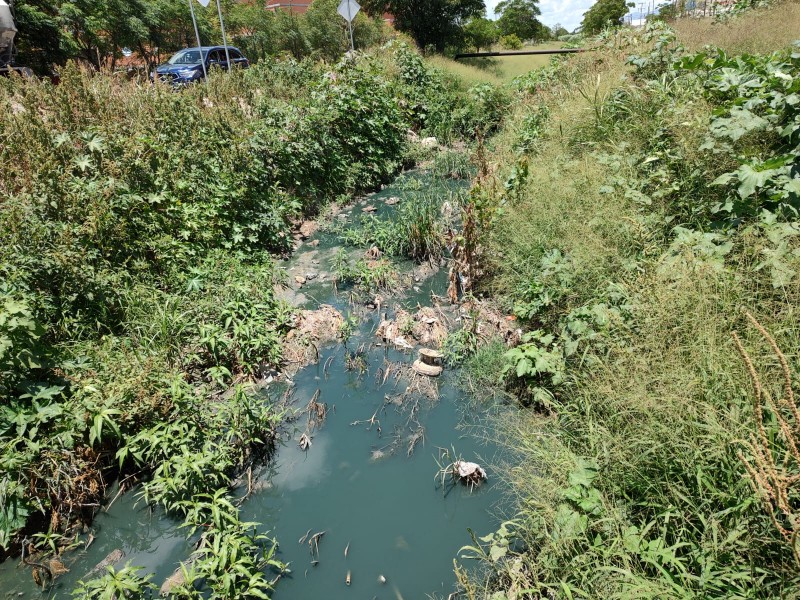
[{"x1": 283, "y1": 305, "x2": 344, "y2": 375}]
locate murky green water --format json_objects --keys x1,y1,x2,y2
[{"x1": 0, "y1": 170, "x2": 503, "y2": 599}]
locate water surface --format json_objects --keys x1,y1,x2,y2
[{"x1": 0, "y1": 170, "x2": 503, "y2": 599}]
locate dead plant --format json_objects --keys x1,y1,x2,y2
[{"x1": 733, "y1": 311, "x2": 800, "y2": 565}]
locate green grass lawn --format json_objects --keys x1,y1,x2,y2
[{"x1": 430, "y1": 42, "x2": 564, "y2": 86}]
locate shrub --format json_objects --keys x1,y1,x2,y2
[{"x1": 499, "y1": 34, "x2": 523, "y2": 50}]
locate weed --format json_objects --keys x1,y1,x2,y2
[
  {"x1": 341, "y1": 193, "x2": 450, "y2": 262},
  {"x1": 332, "y1": 250, "x2": 400, "y2": 293}
]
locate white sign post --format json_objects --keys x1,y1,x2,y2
[
  {"x1": 337, "y1": 0, "x2": 360, "y2": 52},
  {"x1": 188, "y1": 0, "x2": 207, "y2": 79}
]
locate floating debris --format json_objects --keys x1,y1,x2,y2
[
  {"x1": 344, "y1": 541, "x2": 350, "y2": 558},
  {"x1": 308, "y1": 531, "x2": 326, "y2": 563},
  {"x1": 362, "y1": 205, "x2": 377, "y2": 213},
  {"x1": 454, "y1": 461, "x2": 488, "y2": 487},
  {"x1": 385, "y1": 196, "x2": 401, "y2": 206},
  {"x1": 299, "y1": 528, "x2": 312, "y2": 544},
  {"x1": 299, "y1": 433, "x2": 312, "y2": 451},
  {"x1": 412, "y1": 348, "x2": 444, "y2": 377},
  {"x1": 84, "y1": 548, "x2": 125, "y2": 579},
  {"x1": 346, "y1": 570, "x2": 352, "y2": 585},
  {"x1": 393, "y1": 336, "x2": 414, "y2": 350},
  {"x1": 435, "y1": 449, "x2": 488, "y2": 492},
  {"x1": 378, "y1": 574, "x2": 387, "y2": 584}
]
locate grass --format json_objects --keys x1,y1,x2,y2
[
  {"x1": 456, "y1": 8, "x2": 800, "y2": 598},
  {"x1": 673, "y1": 0, "x2": 800, "y2": 54},
  {"x1": 493, "y1": 43, "x2": 567, "y2": 81},
  {"x1": 430, "y1": 42, "x2": 565, "y2": 85}
]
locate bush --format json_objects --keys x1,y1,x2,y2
[{"x1": 499, "y1": 34, "x2": 523, "y2": 50}]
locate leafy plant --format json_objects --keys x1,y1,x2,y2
[
  {"x1": 72, "y1": 564, "x2": 155, "y2": 600},
  {"x1": 502, "y1": 330, "x2": 565, "y2": 408}
]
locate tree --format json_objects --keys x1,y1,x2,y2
[
  {"x1": 226, "y1": 1, "x2": 277, "y2": 63},
  {"x1": 551, "y1": 23, "x2": 569, "y2": 38},
  {"x1": 362, "y1": 0, "x2": 485, "y2": 52},
  {"x1": 13, "y1": 0, "x2": 69, "y2": 74},
  {"x1": 495, "y1": 0, "x2": 543, "y2": 42},
  {"x1": 581, "y1": 0, "x2": 633, "y2": 35},
  {"x1": 463, "y1": 16, "x2": 497, "y2": 52}
]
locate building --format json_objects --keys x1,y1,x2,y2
[{"x1": 266, "y1": 1, "x2": 312, "y2": 12}]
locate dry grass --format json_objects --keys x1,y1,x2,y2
[
  {"x1": 484, "y1": 54, "x2": 638, "y2": 301},
  {"x1": 674, "y1": 0, "x2": 800, "y2": 54},
  {"x1": 430, "y1": 43, "x2": 565, "y2": 85}
]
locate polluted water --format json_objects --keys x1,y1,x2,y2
[{"x1": 0, "y1": 170, "x2": 505, "y2": 599}]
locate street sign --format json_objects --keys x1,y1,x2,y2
[
  {"x1": 338, "y1": 0, "x2": 360, "y2": 51},
  {"x1": 337, "y1": 0, "x2": 360, "y2": 23},
  {"x1": 195, "y1": 0, "x2": 210, "y2": 7}
]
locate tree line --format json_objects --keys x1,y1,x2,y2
[
  {"x1": 12, "y1": 0, "x2": 633, "y2": 76},
  {"x1": 13, "y1": 0, "x2": 388, "y2": 74}
]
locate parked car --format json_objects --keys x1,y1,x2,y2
[{"x1": 152, "y1": 46, "x2": 249, "y2": 85}]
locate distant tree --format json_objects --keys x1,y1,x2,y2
[
  {"x1": 274, "y1": 11, "x2": 311, "y2": 59},
  {"x1": 362, "y1": 0, "x2": 485, "y2": 52},
  {"x1": 463, "y1": 16, "x2": 497, "y2": 51},
  {"x1": 226, "y1": 2, "x2": 277, "y2": 63},
  {"x1": 551, "y1": 23, "x2": 569, "y2": 37},
  {"x1": 495, "y1": 0, "x2": 544, "y2": 42},
  {"x1": 581, "y1": 0, "x2": 634, "y2": 35},
  {"x1": 142, "y1": 0, "x2": 209, "y2": 69},
  {"x1": 58, "y1": 0, "x2": 159, "y2": 69}
]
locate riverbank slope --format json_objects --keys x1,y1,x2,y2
[{"x1": 458, "y1": 3, "x2": 800, "y2": 597}]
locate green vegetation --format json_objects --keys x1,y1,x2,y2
[
  {"x1": 463, "y1": 16, "x2": 500, "y2": 53},
  {"x1": 495, "y1": 0, "x2": 548, "y2": 42},
  {"x1": 363, "y1": 0, "x2": 484, "y2": 51},
  {"x1": 430, "y1": 43, "x2": 565, "y2": 85},
  {"x1": 499, "y1": 34, "x2": 524, "y2": 50},
  {"x1": 581, "y1": 0, "x2": 633, "y2": 35},
  {"x1": 0, "y1": 42, "x2": 492, "y2": 596},
  {"x1": 446, "y1": 6, "x2": 800, "y2": 597},
  {"x1": 6, "y1": 0, "x2": 799, "y2": 597},
  {"x1": 13, "y1": 0, "x2": 389, "y2": 74}
]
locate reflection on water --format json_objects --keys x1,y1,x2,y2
[{"x1": 270, "y1": 435, "x2": 331, "y2": 492}]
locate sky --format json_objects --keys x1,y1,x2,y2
[{"x1": 484, "y1": 0, "x2": 598, "y2": 32}]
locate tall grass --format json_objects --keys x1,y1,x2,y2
[
  {"x1": 459, "y1": 13, "x2": 800, "y2": 598},
  {"x1": 673, "y1": 0, "x2": 800, "y2": 54}
]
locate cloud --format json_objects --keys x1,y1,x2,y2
[{"x1": 485, "y1": 0, "x2": 597, "y2": 31}]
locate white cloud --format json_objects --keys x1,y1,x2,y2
[{"x1": 485, "y1": 0, "x2": 597, "y2": 32}]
